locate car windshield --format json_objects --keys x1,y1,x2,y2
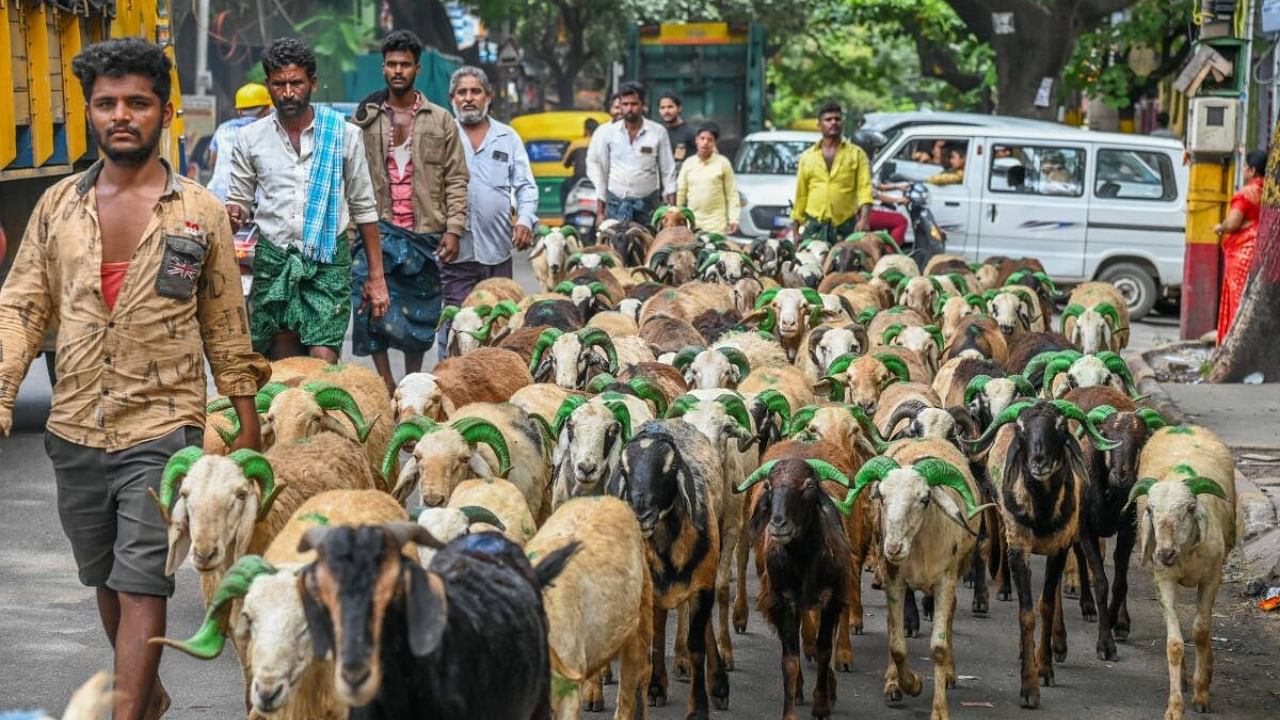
[{"x1": 734, "y1": 140, "x2": 814, "y2": 175}]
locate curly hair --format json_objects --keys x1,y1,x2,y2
[
  {"x1": 381, "y1": 30, "x2": 423, "y2": 61},
  {"x1": 262, "y1": 37, "x2": 316, "y2": 78},
  {"x1": 71, "y1": 38, "x2": 172, "y2": 102}
]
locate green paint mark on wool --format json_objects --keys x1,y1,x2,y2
[
  {"x1": 552, "y1": 674, "x2": 578, "y2": 700},
  {"x1": 1167, "y1": 426, "x2": 1193, "y2": 435},
  {"x1": 527, "y1": 550, "x2": 539, "y2": 562},
  {"x1": 298, "y1": 512, "x2": 330, "y2": 525},
  {"x1": 1173, "y1": 464, "x2": 1197, "y2": 477}
]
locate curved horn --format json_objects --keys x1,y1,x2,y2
[
  {"x1": 1032, "y1": 272, "x2": 1059, "y2": 294},
  {"x1": 924, "y1": 325, "x2": 945, "y2": 350},
  {"x1": 697, "y1": 252, "x2": 722, "y2": 276},
  {"x1": 672, "y1": 345, "x2": 705, "y2": 371},
  {"x1": 716, "y1": 347, "x2": 751, "y2": 381},
  {"x1": 150, "y1": 555, "x2": 277, "y2": 659},
  {"x1": 1050, "y1": 399, "x2": 1120, "y2": 451},
  {"x1": 964, "y1": 375, "x2": 994, "y2": 405},
  {"x1": 716, "y1": 394, "x2": 754, "y2": 434},
  {"x1": 844, "y1": 404, "x2": 889, "y2": 452},
  {"x1": 587, "y1": 282, "x2": 611, "y2": 300},
  {"x1": 886, "y1": 399, "x2": 930, "y2": 439},
  {"x1": 969, "y1": 400, "x2": 1035, "y2": 449},
  {"x1": 1136, "y1": 407, "x2": 1167, "y2": 430},
  {"x1": 577, "y1": 327, "x2": 619, "y2": 373},
  {"x1": 155, "y1": 446, "x2": 205, "y2": 521},
  {"x1": 800, "y1": 288, "x2": 823, "y2": 307},
  {"x1": 650, "y1": 205, "x2": 670, "y2": 228},
  {"x1": 305, "y1": 383, "x2": 375, "y2": 443},
  {"x1": 586, "y1": 373, "x2": 617, "y2": 393},
  {"x1": 1010, "y1": 374, "x2": 1037, "y2": 398},
  {"x1": 458, "y1": 505, "x2": 507, "y2": 531},
  {"x1": 1059, "y1": 303, "x2": 1086, "y2": 333},
  {"x1": 753, "y1": 389, "x2": 793, "y2": 426},
  {"x1": 945, "y1": 273, "x2": 969, "y2": 294},
  {"x1": 452, "y1": 417, "x2": 513, "y2": 476},
  {"x1": 1040, "y1": 356, "x2": 1077, "y2": 397},
  {"x1": 1183, "y1": 475, "x2": 1228, "y2": 500},
  {"x1": 914, "y1": 457, "x2": 987, "y2": 518},
  {"x1": 1123, "y1": 477, "x2": 1158, "y2": 511},
  {"x1": 381, "y1": 417, "x2": 439, "y2": 479},
  {"x1": 785, "y1": 405, "x2": 820, "y2": 437},
  {"x1": 735, "y1": 459, "x2": 778, "y2": 493},
  {"x1": 857, "y1": 307, "x2": 878, "y2": 326},
  {"x1": 436, "y1": 305, "x2": 461, "y2": 331},
  {"x1": 551, "y1": 395, "x2": 591, "y2": 437},
  {"x1": 1086, "y1": 404, "x2": 1119, "y2": 428},
  {"x1": 873, "y1": 353, "x2": 912, "y2": 383},
  {"x1": 1095, "y1": 303, "x2": 1123, "y2": 331},
  {"x1": 601, "y1": 399, "x2": 635, "y2": 442},
  {"x1": 206, "y1": 397, "x2": 233, "y2": 414},
  {"x1": 1096, "y1": 351, "x2": 1140, "y2": 397},
  {"x1": 881, "y1": 323, "x2": 905, "y2": 345},
  {"x1": 754, "y1": 287, "x2": 781, "y2": 309},
  {"x1": 834, "y1": 456, "x2": 900, "y2": 515},
  {"x1": 528, "y1": 328, "x2": 565, "y2": 374},
  {"x1": 963, "y1": 293, "x2": 987, "y2": 310},
  {"x1": 553, "y1": 280, "x2": 577, "y2": 295},
  {"x1": 229, "y1": 449, "x2": 280, "y2": 521},
  {"x1": 665, "y1": 393, "x2": 702, "y2": 419},
  {"x1": 626, "y1": 377, "x2": 669, "y2": 416},
  {"x1": 680, "y1": 207, "x2": 697, "y2": 227}
]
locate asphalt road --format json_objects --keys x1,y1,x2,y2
[{"x1": 3, "y1": 256, "x2": 1278, "y2": 718}]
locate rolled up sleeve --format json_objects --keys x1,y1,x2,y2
[
  {"x1": 0, "y1": 196, "x2": 54, "y2": 412},
  {"x1": 442, "y1": 121, "x2": 471, "y2": 237},
  {"x1": 511, "y1": 136, "x2": 540, "y2": 229},
  {"x1": 853, "y1": 147, "x2": 874, "y2": 209},
  {"x1": 343, "y1": 128, "x2": 381, "y2": 226},
  {"x1": 198, "y1": 211, "x2": 270, "y2": 397}
]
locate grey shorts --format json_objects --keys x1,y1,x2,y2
[{"x1": 46, "y1": 426, "x2": 203, "y2": 598}]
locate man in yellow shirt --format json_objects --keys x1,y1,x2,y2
[
  {"x1": 676, "y1": 123, "x2": 741, "y2": 234},
  {"x1": 790, "y1": 101, "x2": 874, "y2": 243}
]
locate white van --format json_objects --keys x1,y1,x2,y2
[{"x1": 871, "y1": 125, "x2": 1188, "y2": 318}]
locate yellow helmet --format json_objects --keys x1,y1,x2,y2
[{"x1": 235, "y1": 83, "x2": 271, "y2": 110}]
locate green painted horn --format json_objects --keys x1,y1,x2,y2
[
  {"x1": 736, "y1": 459, "x2": 778, "y2": 493},
  {"x1": 458, "y1": 505, "x2": 506, "y2": 531},
  {"x1": 587, "y1": 282, "x2": 610, "y2": 299},
  {"x1": 1087, "y1": 404, "x2": 1119, "y2": 428},
  {"x1": 717, "y1": 347, "x2": 751, "y2": 380},
  {"x1": 1124, "y1": 477, "x2": 1158, "y2": 510},
  {"x1": 665, "y1": 393, "x2": 703, "y2": 419},
  {"x1": 256, "y1": 382, "x2": 290, "y2": 412},
  {"x1": 1023, "y1": 349, "x2": 1083, "y2": 384},
  {"x1": 964, "y1": 375, "x2": 994, "y2": 405},
  {"x1": 1183, "y1": 475, "x2": 1228, "y2": 500},
  {"x1": 680, "y1": 207, "x2": 697, "y2": 226},
  {"x1": 914, "y1": 457, "x2": 986, "y2": 518},
  {"x1": 716, "y1": 394, "x2": 754, "y2": 434},
  {"x1": 874, "y1": 230, "x2": 902, "y2": 254},
  {"x1": 1040, "y1": 356, "x2": 1078, "y2": 397},
  {"x1": 1010, "y1": 374, "x2": 1037, "y2": 398},
  {"x1": 304, "y1": 382, "x2": 375, "y2": 443},
  {"x1": 1005, "y1": 270, "x2": 1031, "y2": 286},
  {"x1": 820, "y1": 374, "x2": 847, "y2": 402},
  {"x1": 945, "y1": 273, "x2": 969, "y2": 294},
  {"x1": 626, "y1": 377, "x2": 668, "y2": 415},
  {"x1": 601, "y1": 399, "x2": 635, "y2": 442},
  {"x1": 756, "y1": 306, "x2": 778, "y2": 333},
  {"x1": 1136, "y1": 407, "x2": 1167, "y2": 430},
  {"x1": 1095, "y1": 303, "x2": 1123, "y2": 331},
  {"x1": 827, "y1": 352, "x2": 857, "y2": 377},
  {"x1": 381, "y1": 417, "x2": 440, "y2": 479},
  {"x1": 650, "y1": 205, "x2": 670, "y2": 228},
  {"x1": 559, "y1": 225, "x2": 578, "y2": 239},
  {"x1": 881, "y1": 323, "x2": 905, "y2": 345},
  {"x1": 673, "y1": 345, "x2": 706, "y2": 371},
  {"x1": 536, "y1": 224, "x2": 552, "y2": 237},
  {"x1": 553, "y1": 280, "x2": 577, "y2": 295},
  {"x1": 566, "y1": 252, "x2": 585, "y2": 269},
  {"x1": 1050, "y1": 399, "x2": 1120, "y2": 451},
  {"x1": 452, "y1": 417, "x2": 513, "y2": 476},
  {"x1": 586, "y1": 373, "x2": 617, "y2": 393},
  {"x1": 857, "y1": 307, "x2": 878, "y2": 325},
  {"x1": 785, "y1": 405, "x2": 820, "y2": 437},
  {"x1": 963, "y1": 293, "x2": 987, "y2": 310},
  {"x1": 552, "y1": 395, "x2": 591, "y2": 437},
  {"x1": 970, "y1": 400, "x2": 1035, "y2": 449},
  {"x1": 577, "y1": 327, "x2": 619, "y2": 373},
  {"x1": 754, "y1": 388, "x2": 793, "y2": 425},
  {"x1": 800, "y1": 288, "x2": 823, "y2": 307},
  {"x1": 754, "y1": 287, "x2": 781, "y2": 309},
  {"x1": 436, "y1": 305, "x2": 461, "y2": 331},
  {"x1": 844, "y1": 404, "x2": 889, "y2": 452},
  {"x1": 528, "y1": 328, "x2": 565, "y2": 373},
  {"x1": 924, "y1": 325, "x2": 945, "y2": 350},
  {"x1": 1060, "y1": 303, "x2": 1086, "y2": 333},
  {"x1": 834, "y1": 456, "x2": 900, "y2": 515},
  {"x1": 228, "y1": 449, "x2": 280, "y2": 521},
  {"x1": 153, "y1": 555, "x2": 277, "y2": 659},
  {"x1": 156, "y1": 447, "x2": 205, "y2": 520},
  {"x1": 1096, "y1": 351, "x2": 1140, "y2": 397},
  {"x1": 873, "y1": 353, "x2": 911, "y2": 383},
  {"x1": 1032, "y1": 272, "x2": 1058, "y2": 294},
  {"x1": 697, "y1": 252, "x2": 722, "y2": 275},
  {"x1": 879, "y1": 270, "x2": 905, "y2": 287}
]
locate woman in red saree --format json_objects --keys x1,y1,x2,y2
[{"x1": 1215, "y1": 150, "x2": 1269, "y2": 341}]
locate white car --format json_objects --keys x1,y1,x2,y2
[{"x1": 732, "y1": 130, "x2": 820, "y2": 238}]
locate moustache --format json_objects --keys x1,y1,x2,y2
[{"x1": 105, "y1": 125, "x2": 141, "y2": 139}]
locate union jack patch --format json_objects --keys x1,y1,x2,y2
[{"x1": 167, "y1": 258, "x2": 199, "y2": 280}]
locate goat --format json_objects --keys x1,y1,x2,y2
[{"x1": 298, "y1": 523, "x2": 577, "y2": 719}]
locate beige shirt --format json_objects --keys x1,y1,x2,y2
[
  {"x1": 0, "y1": 160, "x2": 271, "y2": 449},
  {"x1": 677, "y1": 153, "x2": 741, "y2": 235}
]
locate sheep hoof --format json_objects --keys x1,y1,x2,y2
[
  {"x1": 884, "y1": 684, "x2": 904, "y2": 703},
  {"x1": 648, "y1": 684, "x2": 667, "y2": 707},
  {"x1": 1054, "y1": 647, "x2": 1068, "y2": 664},
  {"x1": 1192, "y1": 699, "x2": 1211, "y2": 713},
  {"x1": 1062, "y1": 584, "x2": 1079, "y2": 600},
  {"x1": 1112, "y1": 621, "x2": 1131, "y2": 642},
  {"x1": 972, "y1": 596, "x2": 989, "y2": 615},
  {"x1": 711, "y1": 693, "x2": 730, "y2": 711},
  {"x1": 998, "y1": 591, "x2": 1012, "y2": 602},
  {"x1": 1040, "y1": 671, "x2": 1055, "y2": 687},
  {"x1": 1097, "y1": 638, "x2": 1117, "y2": 661},
  {"x1": 1021, "y1": 692, "x2": 1040, "y2": 709},
  {"x1": 851, "y1": 623, "x2": 864, "y2": 636},
  {"x1": 584, "y1": 696, "x2": 605, "y2": 712},
  {"x1": 836, "y1": 659, "x2": 852, "y2": 673},
  {"x1": 674, "y1": 659, "x2": 691, "y2": 683}
]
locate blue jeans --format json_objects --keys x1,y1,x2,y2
[{"x1": 605, "y1": 191, "x2": 662, "y2": 225}]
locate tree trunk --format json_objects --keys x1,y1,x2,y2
[
  {"x1": 555, "y1": 71, "x2": 577, "y2": 110},
  {"x1": 387, "y1": 0, "x2": 459, "y2": 55},
  {"x1": 1210, "y1": 132, "x2": 1280, "y2": 382}
]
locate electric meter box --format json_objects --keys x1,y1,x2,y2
[{"x1": 1187, "y1": 97, "x2": 1239, "y2": 154}]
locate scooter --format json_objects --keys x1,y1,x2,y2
[
  {"x1": 562, "y1": 177, "x2": 598, "y2": 244},
  {"x1": 878, "y1": 161, "x2": 947, "y2": 265}
]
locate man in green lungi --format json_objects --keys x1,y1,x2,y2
[{"x1": 226, "y1": 38, "x2": 389, "y2": 362}]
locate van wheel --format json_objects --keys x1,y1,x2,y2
[{"x1": 1098, "y1": 262, "x2": 1157, "y2": 320}]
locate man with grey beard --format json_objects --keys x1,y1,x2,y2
[{"x1": 438, "y1": 66, "x2": 538, "y2": 358}]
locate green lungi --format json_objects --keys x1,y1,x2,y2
[{"x1": 250, "y1": 235, "x2": 352, "y2": 353}]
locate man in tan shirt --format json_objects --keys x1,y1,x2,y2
[{"x1": 0, "y1": 39, "x2": 269, "y2": 720}]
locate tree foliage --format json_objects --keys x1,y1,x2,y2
[{"x1": 1063, "y1": 0, "x2": 1194, "y2": 110}]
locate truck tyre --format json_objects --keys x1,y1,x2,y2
[{"x1": 1098, "y1": 262, "x2": 1157, "y2": 320}]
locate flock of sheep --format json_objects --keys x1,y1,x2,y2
[{"x1": 39, "y1": 209, "x2": 1239, "y2": 720}]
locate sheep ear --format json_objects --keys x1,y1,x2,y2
[
  {"x1": 404, "y1": 561, "x2": 448, "y2": 658},
  {"x1": 1139, "y1": 509, "x2": 1155, "y2": 567},
  {"x1": 165, "y1": 518, "x2": 192, "y2": 577},
  {"x1": 678, "y1": 457, "x2": 708, "y2": 533},
  {"x1": 300, "y1": 566, "x2": 335, "y2": 660},
  {"x1": 931, "y1": 488, "x2": 980, "y2": 537}
]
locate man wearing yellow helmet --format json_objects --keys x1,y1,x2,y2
[{"x1": 205, "y1": 82, "x2": 271, "y2": 201}]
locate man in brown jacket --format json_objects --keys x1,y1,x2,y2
[
  {"x1": 0, "y1": 39, "x2": 270, "y2": 719},
  {"x1": 350, "y1": 29, "x2": 469, "y2": 391}
]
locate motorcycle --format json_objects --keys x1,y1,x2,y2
[
  {"x1": 562, "y1": 177, "x2": 598, "y2": 243},
  {"x1": 878, "y1": 161, "x2": 947, "y2": 266}
]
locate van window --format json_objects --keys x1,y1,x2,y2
[
  {"x1": 1095, "y1": 149, "x2": 1177, "y2": 201},
  {"x1": 735, "y1": 140, "x2": 812, "y2": 175},
  {"x1": 988, "y1": 144, "x2": 1085, "y2": 197},
  {"x1": 890, "y1": 138, "x2": 969, "y2": 182}
]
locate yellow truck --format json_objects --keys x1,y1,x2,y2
[{"x1": 1, "y1": 0, "x2": 184, "y2": 274}]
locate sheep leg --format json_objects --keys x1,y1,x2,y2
[
  {"x1": 970, "y1": 518, "x2": 990, "y2": 614},
  {"x1": 801, "y1": 609, "x2": 818, "y2": 661},
  {"x1": 903, "y1": 590, "x2": 920, "y2": 638},
  {"x1": 846, "y1": 552, "x2": 865, "y2": 634},
  {"x1": 811, "y1": 600, "x2": 841, "y2": 718},
  {"x1": 674, "y1": 603, "x2": 691, "y2": 681},
  {"x1": 1078, "y1": 529, "x2": 1116, "y2": 661},
  {"x1": 1052, "y1": 574, "x2": 1068, "y2": 664},
  {"x1": 1109, "y1": 521, "x2": 1136, "y2": 641},
  {"x1": 1191, "y1": 574, "x2": 1220, "y2": 713},
  {"x1": 1072, "y1": 541, "x2": 1098, "y2": 621},
  {"x1": 684, "y1": 588, "x2": 718, "y2": 720},
  {"x1": 732, "y1": 534, "x2": 751, "y2": 633},
  {"x1": 1061, "y1": 548, "x2": 1080, "y2": 599},
  {"x1": 582, "y1": 671, "x2": 604, "y2": 714},
  {"x1": 1006, "y1": 547, "x2": 1039, "y2": 709},
  {"x1": 617, "y1": 604, "x2": 652, "y2": 720},
  {"x1": 553, "y1": 679, "x2": 583, "y2": 720},
  {"x1": 922, "y1": 592, "x2": 935, "y2": 622},
  {"x1": 715, "y1": 568, "x2": 734, "y2": 671},
  {"x1": 703, "y1": 591, "x2": 730, "y2": 711},
  {"x1": 1036, "y1": 549, "x2": 1068, "y2": 687},
  {"x1": 649, "y1": 605, "x2": 669, "y2": 708},
  {"x1": 774, "y1": 600, "x2": 803, "y2": 720},
  {"x1": 834, "y1": 588, "x2": 854, "y2": 672},
  {"x1": 930, "y1": 574, "x2": 959, "y2": 720},
  {"x1": 883, "y1": 572, "x2": 922, "y2": 702},
  {"x1": 1157, "y1": 573, "x2": 1184, "y2": 720}
]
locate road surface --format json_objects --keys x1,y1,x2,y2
[{"x1": 2, "y1": 255, "x2": 1277, "y2": 718}]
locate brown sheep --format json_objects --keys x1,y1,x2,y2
[
  {"x1": 941, "y1": 314, "x2": 1009, "y2": 365},
  {"x1": 641, "y1": 315, "x2": 708, "y2": 356},
  {"x1": 464, "y1": 277, "x2": 525, "y2": 308},
  {"x1": 499, "y1": 325, "x2": 556, "y2": 364},
  {"x1": 392, "y1": 348, "x2": 533, "y2": 423}
]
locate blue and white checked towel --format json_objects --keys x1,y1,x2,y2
[{"x1": 301, "y1": 105, "x2": 346, "y2": 263}]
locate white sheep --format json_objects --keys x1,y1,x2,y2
[
  {"x1": 1061, "y1": 282, "x2": 1130, "y2": 353},
  {"x1": 530, "y1": 227, "x2": 582, "y2": 292},
  {"x1": 528, "y1": 327, "x2": 655, "y2": 389},
  {"x1": 548, "y1": 393, "x2": 654, "y2": 509},
  {"x1": 671, "y1": 345, "x2": 752, "y2": 391}
]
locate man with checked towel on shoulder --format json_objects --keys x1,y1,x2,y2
[{"x1": 226, "y1": 38, "x2": 388, "y2": 362}]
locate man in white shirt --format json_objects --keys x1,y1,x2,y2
[{"x1": 587, "y1": 81, "x2": 677, "y2": 226}]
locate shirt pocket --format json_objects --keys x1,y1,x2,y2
[
  {"x1": 419, "y1": 132, "x2": 449, "y2": 165},
  {"x1": 154, "y1": 234, "x2": 208, "y2": 300}
]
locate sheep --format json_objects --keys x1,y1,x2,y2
[
  {"x1": 873, "y1": 381, "x2": 943, "y2": 438},
  {"x1": 586, "y1": 310, "x2": 640, "y2": 338},
  {"x1": 711, "y1": 329, "x2": 790, "y2": 370},
  {"x1": 465, "y1": 277, "x2": 525, "y2": 308},
  {"x1": 638, "y1": 281, "x2": 733, "y2": 326},
  {"x1": 640, "y1": 314, "x2": 708, "y2": 356},
  {"x1": 692, "y1": 308, "x2": 745, "y2": 344},
  {"x1": 384, "y1": 402, "x2": 553, "y2": 522},
  {"x1": 937, "y1": 293, "x2": 986, "y2": 341},
  {"x1": 969, "y1": 399, "x2": 1118, "y2": 707},
  {"x1": 1127, "y1": 425, "x2": 1236, "y2": 719},
  {"x1": 817, "y1": 352, "x2": 914, "y2": 412},
  {"x1": 438, "y1": 300, "x2": 520, "y2": 357},
  {"x1": 829, "y1": 282, "x2": 886, "y2": 318},
  {"x1": 615, "y1": 363, "x2": 690, "y2": 414},
  {"x1": 297, "y1": 522, "x2": 577, "y2": 718},
  {"x1": 393, "y1": 348, "x2": 533, "y2": 422},
  {"x1": 525, "y1": 497, "x2": 653, "y2": 719},
  {"x1": 600, "y1": 220, "x2": 652, "y2": 267},
  {"x1": 799, "y1": 321, "x2": 871, "y2": 384},
  {"x1": 552, "y1": 280, "x2": 616, "y2": 322},
  {"x1": 13, "y1": 672, "x2": 114, "y2": 720},
  {"x1": 730, "y1": 277, "x2": 766, "y2": 317},
  {"x1": 564, "y1": 266, "x2": 626, "y2": 305},
  {"x1": 1061, "y1": 281, "x2": 1131, "y2": 354},
  {"x1": 932, "y1": 356, "x2": 1007, "y2": 409},
  {"x1": 738, "y1": 364, "x2": 815, "y2": 422},
  {"x1": 864, "y1": 307, "x2": 929, "y2": 346},
  {"x1": 1006, "y1": 331, "x2": 1076, "y2": 376},
  {"x1": 733, "y1": 446, "x2": 859, "y2": 719},
  {"x1": 873, "y1": 253, "x2": 919, "y2": 282},
  {"x1": 897, "y1": 276, "x2": 942, "y2": 322},
  {"x1": 641, "y1": 233, "x2": 700, "y2": 285},
  {"x1": 446, "y1": 477, "x2": 538, "y2": 547},
  {"x1": 549, "y1": 393, "x2": 653, "y2": 508},
  {"x1": 742, "y1": 287, "x2": 834, "y2": 361},
  {"x1": 154, "y1": 490, "x2": 407, "y2": 720},
  {"x1": 499, "y1": 325, "x2": 559, "y2": 364},
  {"x1": 509, "y1": 383, "x2": 588, "y2": 432},
  {"x1": 672, "y1": 345, "x2": 752, "y2": 390},
  {"x1": 1039, "y1": 350, "x2": 1139, "y2": 400},
  {"x1": 984, "y1": 285, "x2": 1046, "y2": 336},
  {"x1": 940, "y1": 313, "x2": 1009, "y2": 365},
  {"x1": 748, "y1": 236, "x2": 795, "y2": 277},
  {"x1": 698, "y1": 250, "x2": 760, "y2": 284},
  {"x1": 652, "y1": 204, "x2": 696, "y2": 230},
  {"x1": 608, "y1": 420, "x2": 729, "y2": 714},
  {"x1": 514, "y1": 298, "x2": 585, "y2": 333},
  {"x1": 957, "y1": 370, "x2": 1038, "y2": 431},
  {"x1": 882, "y1": 322, "x2": 945, "y2": 374},
  {"x1": 530, "y1": 226, "x2": 583, "y2": 292},
  {"x1": 836, "y1": 441, "x2": 991, "y2": 720},
  {"x1": 529, "y1": 327, "x2": 654, "y2": 390}
]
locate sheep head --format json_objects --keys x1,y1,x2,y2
[
  {"x1": 882, "y1": 323, "x2": 943, "y2": 373},
  {"x1": 816, "y1": 352, "x2": 911, "y2": 412},
  {"x1": 529, "y1": 227, "x2": 580, "y2": 281},
  {"x1": 897, "y1": 276, "x2": 941, "y2": 321},
  {"x1": 413, "y1": 505, "x2": 506, "y2": 566},
  {"x1": 552, "y1": 395, "x2": 636, "y2": 495},
  {"x1": 529, "y1": 327, "x2": 619, "y2": 389},
  {"x1": 736, "y1": 458, "x2": 854, "y2": 545},
  {"x1": 265, "y1": 383, "x2": 376, "y2": 450},
  {"x1": 1085, "y1": 405, "x2": 1165, "y2": 489},
  {"x1": 731, "y1": 277, "x2": 765, "y2": 317},
  {"x1": 964, "y1": 373, "x2": 1036, "y2": 429},
  {"x1": 698, "y1": 251, "x2": 758, "y2": 284},
  {"x1": 938, "y1": 293, "x2": 985, "y2": 339},
  {"x1": 609, "y1": 430, "x2": 706, "y2": 536},
  {"x1": 786, "y1": 403, "x2": 885, "y2": 455},
  {"x1": 1127, "y1": 469, "x2": 1228, "y2": 567},
  {"x1": 985, "y1": 288, "x2": 1036, "y2": 336},
  {"x1": 970, "y1": 400, "x2": 1115, "y2": 482},
  {"x1": 666, "y1": 392, "x2": 757, "y2": 454},
  {"x1": 393, "y1": 372, "x2": 450, "y2": 423},
  {"x1": 807, "y1": 325, "x2": 866, "y2": 376},
  {"x1": 554, "y1": 280, "x2": 613, "y2": 320},
  {"x1": 848, "y1": 457, "x2": 991, "y2": 562},
  {"x1": 155, "y1": 449, "x2": 283, "y2": 576},
  {"x1": 651, "y1": 204, "x2": 696, "y2": 230},
  {"x1": 383, "y1": 417, "x2": 512, "y2": 506},
  {"x1": 746, "y1": 287, "x2": 823, "y2": 340},
  {"x1": 884, "y1": 400, "x2": 960, "y2": 444},
  {"x1": 749, "y1": 237, "x2": 793, "y2": 276},
  {"x1": 675, "y1": 345, "x2": 751, "y2": 390}
]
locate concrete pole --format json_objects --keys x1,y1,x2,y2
[{"x1": 195, "y1": 0, "x2": 210, "y2": 96}]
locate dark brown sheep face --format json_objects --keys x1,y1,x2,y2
[
  {"x1": 749, "y1": 459, "x2": 825, "y2": 546},
  {"x1": 1100, "y1": 414, "x2": 1148, "y2": 489},
  {"x1": 612, "y1": 437, "x2": 682, "y2": 537},
  {"x1": 1018, "y1": 403, "x2": 1080, "y2": 481}
]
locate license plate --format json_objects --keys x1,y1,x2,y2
[{"x1": 241, "y1": 275, "x2": 253, "y2": 296}]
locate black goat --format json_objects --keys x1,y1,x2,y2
[
  {"x1": 736, "y1": 447, "x2": 855, "y2": 720},
  {"x1": 298, "y1": 523, "x2": 577, "y2": 720},
  {"x1": 969, "y1": 399, "x2": 1114, "y2": 709},
  {"x1": 608, "y1": 420, "x2": 728, "y2": 718}
]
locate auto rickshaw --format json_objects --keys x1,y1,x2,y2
[{"x1": 509, "y1": 111, "x2": 611, "y2": 222}]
